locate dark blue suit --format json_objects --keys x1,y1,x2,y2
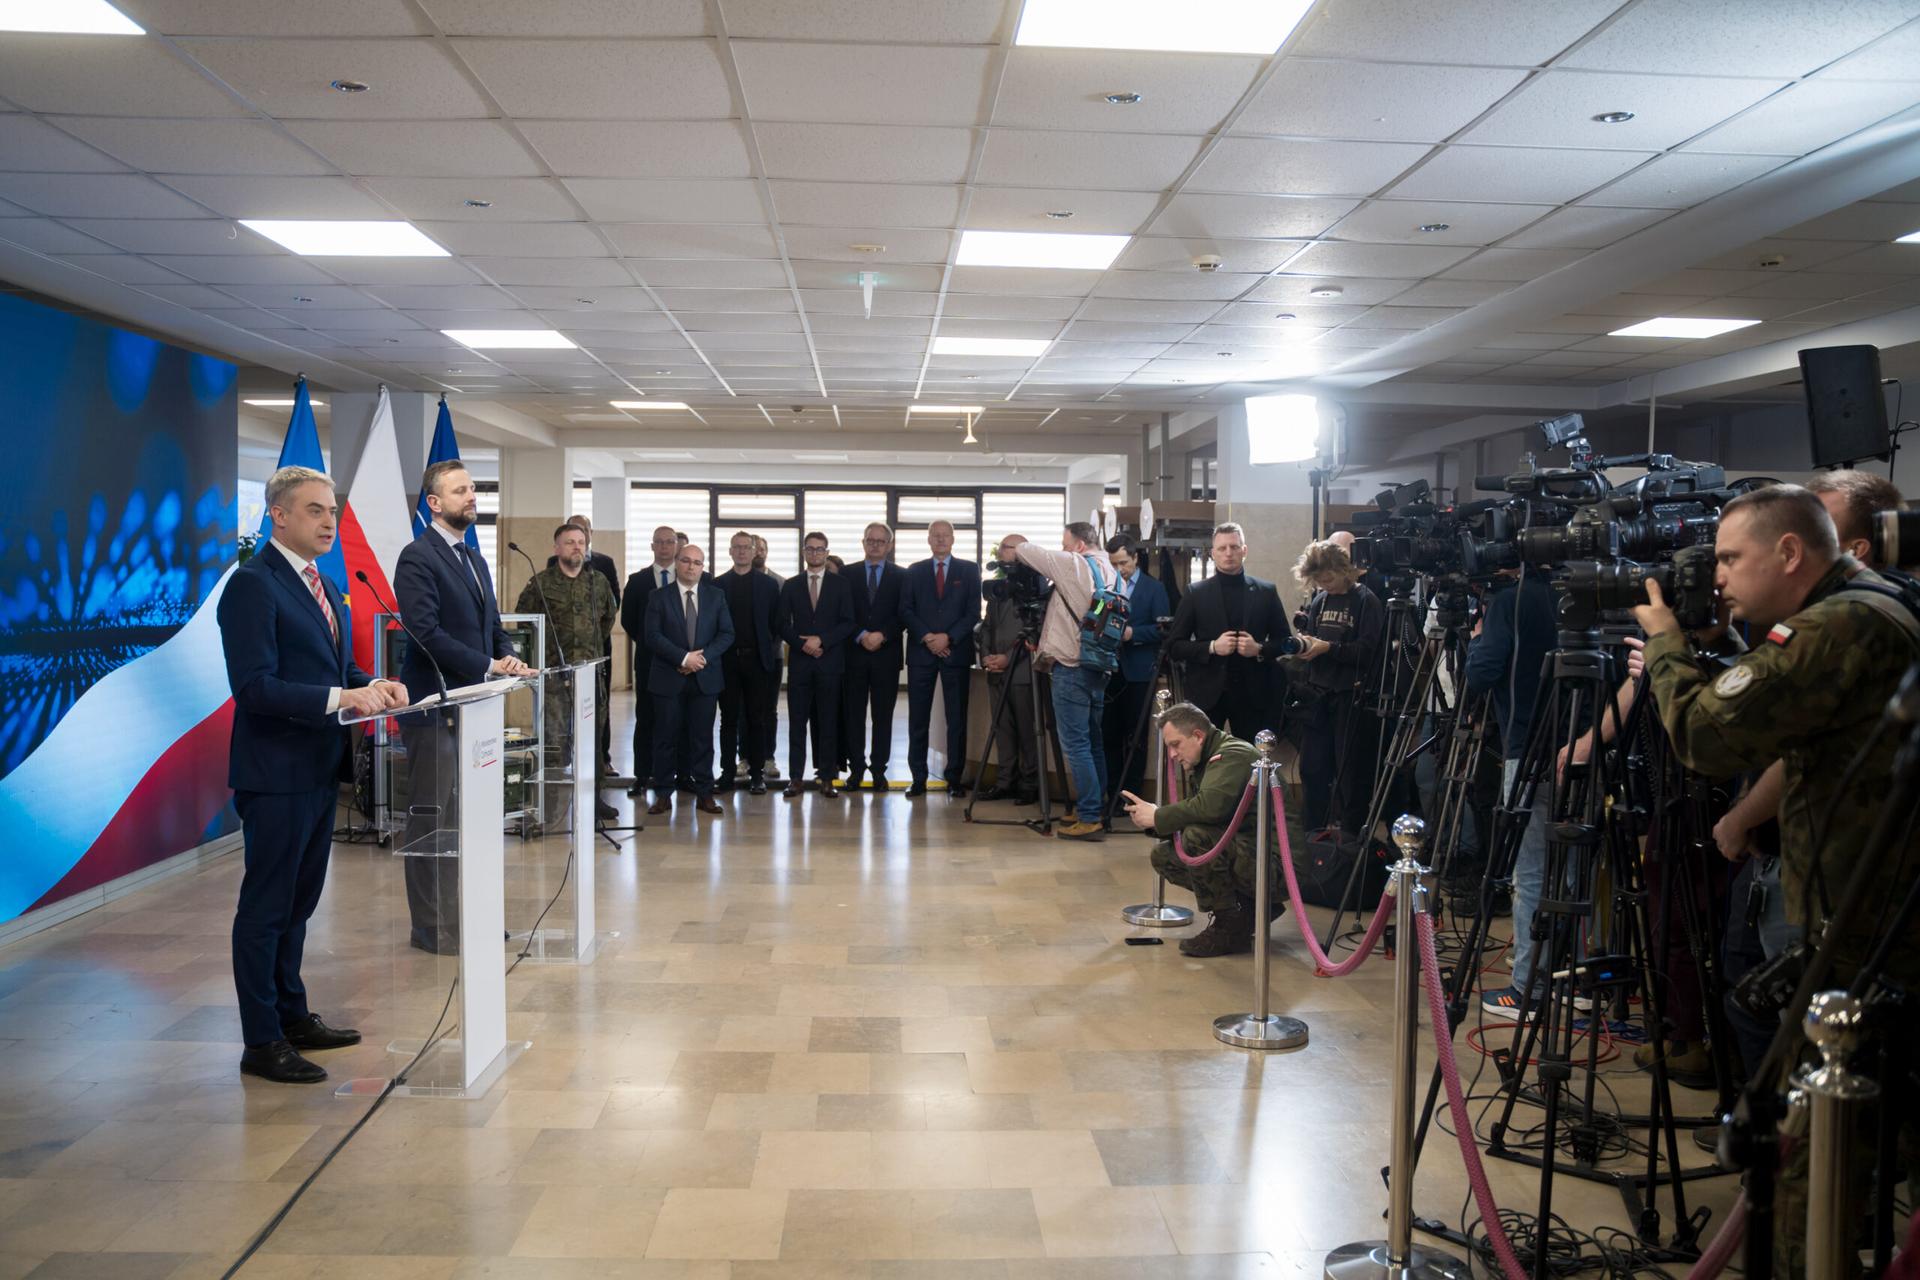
[
  {"x1": 842, "y1": 559, "x2": 906, "y2": 784},
  {"x1": 902, "y1": 555, "x2": 980, "y2": 786},
  {"x1": 776, "y1": 570, "x2": 855, "y2": 781},
  {"x1": 393, "y1": 525, "x2": 514, "y2": 946},
  {"x1": 643, "y1": 578, "x2": 734, "y2": 795},
  {"x1": 1104, "y1": 568, "x2": 1170, "y2": 799},
  {"x1": 717, "y1": 568, "x2": 781, "y2": 781},
  {"x1": 217, "y1": 541, "x2": 376, "y2": 1046}
]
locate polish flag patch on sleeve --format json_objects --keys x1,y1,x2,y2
[{"x1": 1767, "y1": 623, "x2": 1796, "y2": 646}]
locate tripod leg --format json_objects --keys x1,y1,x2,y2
[{"x1": 964, "y1": 644, "x2": 1025, "y2": 822}]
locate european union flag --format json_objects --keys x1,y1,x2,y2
[
  {"x1": 413, "y1": 395, "x2": 479, "y2": 549},
  {"x1": 261, "y1": 380, "x2": 348, "y2": 592}
]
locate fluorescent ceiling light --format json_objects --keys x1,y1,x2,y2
[
  {"x1": 1245, "y1": 394, "x2": 1322, "y2": 465},
  {"x1": 1896, "y1": 229, "x2": 1920, "y2": 243},
  {"x1": 240, "y1": 220, "x2": 448, "y2": 257},
  {"x1": 908, "y1": 404, "x2": 985, "y2": 414},
  {"x1": 0, "y1": 0, "x2": 142, "y2": 33},
  {"x1": 610, "y1": 400, "x2": 690, "y2": 410},
  {"x1": 956, "y1": 229, "x2": 1129, "y2": 270},
  {"x1": 1014, "y1": 0, "x2": 1312, "y2": 54},
  {"x1": 244, "y1": 398, "x2": 324, "y2": 407},
  {"x1": 1608, "y1": 317, "x2": 1760, "y2": 339},
  {"x1": 443, "y1": 329, "x2": 576, "y2": 349},
  {"x1": 931, "y1": 337, "x2": 1051, "y2": 357}
]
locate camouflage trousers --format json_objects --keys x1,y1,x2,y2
[{"x1": 1149, "y1": 838, "x2": 1280, "y2": 915}]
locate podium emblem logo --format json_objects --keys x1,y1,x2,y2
[{"x1": 472, "y1": 735, "x2": 500, "y2": 768}]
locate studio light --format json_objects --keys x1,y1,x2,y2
[
  {"x1": 239, "y1": 220, "x2": 449, "y2": 257},
  {"x1": 955, "y1": 229, "x2": 1130, "y2": 270},
  {"x1": 1246, "y1": 393, "x2": 1323, "y2": 464},
  {"x1": 443, "y1": 329, "x2": 576, "y2": 349},
  {"x1": 1608, "y1": 317, "x2": 1760, "y2": 339}
]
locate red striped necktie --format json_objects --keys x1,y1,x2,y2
[{"x1": 303, "y1": 565, "x2": 338, "y2": 642}]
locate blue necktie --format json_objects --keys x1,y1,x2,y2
[{"x1": 869, "y1": 563, "x2": 879, "y2": 596}]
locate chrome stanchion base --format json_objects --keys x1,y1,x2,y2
[
  {"x1": 1212, "y1": 1012, "x2": 1309, "y2": 1050},
  {"x1": 1322, "y1": 1241, "x2": 1471, "y2": 1279},
  {"x1": 1121, "y1": 902, "x2": 1194, "y2": 927}
]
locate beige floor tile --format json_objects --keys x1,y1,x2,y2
[
  {"x1": 750, "y1": 1131, "x2": 872, "y2": 1189},
  {"x1": 637, "y1": 1130, "x2": 759, "y2": 1187},
  {"x1": 1030, "y1": 1185, "x2": 1177, "y2": 1257},
  {"x1": 484, "y1": 1090, "x2": 610, "y2": 1130},
  {"x1": 511, "y1": 1128, "x2": 652, "y2": 1186},
  {"x1": 1151, "y1": 1183, "x2": 1307, "y2": 1254},
  {"x1": 713, "y1": 1015, "x2": 816, "y2": 1053},
  {"x1": 965, "y1": 1051, "x2": 1074, "y2": 1094},
  {"x1": 777, "y1": 1189, "x2": 913, "y2": 1259},
  {"x1": 870, "y1": 1131, "x2": 993, "y2": 1189},
  {"x1": 508, "y1": 1184, "x2": 665, "y2": 1257},
  {"x1": 598, "y1": 1088, "x2": 717, "y2": 1131},
  {"x1": 644, "y1": 1189, "x2": 788, "y2": 1260},
  {"x1": 982, "y1": 1132, "x2": 1111, "y2": 1189},
  {"x1": 705, "y1": 1093, "x2": 819, "y2": 1132},
  {"x1": 900, "y1": 1017, "x2": 996, "y2": 1054},
  {"x1": 145, "y1": 1122, "x2": 319, "y2": 1182},
  {"x1": 766, "y1": 1053, "x2": 870, "y2": 1095},
  {"x1": 102, "y1": 1180, "x2": 293, "y2": 1252},
  {"x1": 910, "y1": 1189, "x2": 1045, "y2": 1259},
  {"x1": 868, "y1": 1053, "x2": 972, "y2": 1094}
]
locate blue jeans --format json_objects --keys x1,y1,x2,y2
[
  {"x1": 1503, "y1": 757, "x2": 1552, "y2": 995},
  {"x1": 1050, "y1": 663, "x2": 1108, "y2": 823}
]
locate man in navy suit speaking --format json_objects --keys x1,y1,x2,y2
[
  {"x1": 901, "y1": 520, "x2": 981, "y2": 797},
  {"x1": 218, "y1": 466, "x2": 407, "y2": 1084},
  {"x1": 393, "y1": 460, "x2": 533, "y2": 954},
  {"x1": 642, "y1": 541, "x2": 733, "y2": 816}
]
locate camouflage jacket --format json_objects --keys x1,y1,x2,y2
[
  {"x1": 1644, "y1": 559, "x2": 1920, "y2": 980},
  {"x1": 1150, "y1": 729, "x2": 1260, "y2": 866},
  {"x1": 516, "y1": 565, "x2": 617, "y2": 667}
]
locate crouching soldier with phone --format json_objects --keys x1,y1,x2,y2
[{"x1": 1120, "y1": 701, "x2": 1286, "y2": 957}]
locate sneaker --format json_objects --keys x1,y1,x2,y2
[
  {"x1": 765, "y1": 760, "x2": 782, "y2": 781},
  {"x1": 1055, "y1": 819, "x2": 1105, "y2": 841},
  {"x1": 1480, "y1": 986, "x2": 1533, "y2": 1022}
]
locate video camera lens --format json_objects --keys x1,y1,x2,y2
[
  {"x1": 1561, "y1": 544, "x2": 1718, "y2": 630},
  {"x1": 1871, "y1": 508, "x2": 1920, "y2": 568},
  {"x1": 1276, "y1": 635, "x2": 1306, "y2": 657}
]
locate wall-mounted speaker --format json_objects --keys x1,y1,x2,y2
[{"x1": 1799, "y1": 344, "x2": 1891, "y2": 468}]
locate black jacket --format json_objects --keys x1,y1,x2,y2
[
  {"x1": 393, "y1": 526, "x2": 513, "y2": 696},
  {"x1": 776, "y1": 570, "x2": 856, "y2": 675},
  {"x1": 1166, "y1": 571, "x2": 1292, "y2": 709},
  {"x1": 847, "y1": 559, "x2": 906, "y2": 667}
]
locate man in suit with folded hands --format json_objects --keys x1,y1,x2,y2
[
  {"x1": 776, "y1": 531, "x2": 854, "y2": 798},
  {"x1": 643, "y1": 542, "x2": 733, "y2": 816},
  {"x1": 842, "y1": 522, "x2": 906, "y2": 791},
  {"x1": 902, "y1": 520, "x2": 981, "y2": 797},
  {"x1": 218, "y1": 465, "x2": 408, "y2": 1084}
]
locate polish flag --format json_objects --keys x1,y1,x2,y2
[{"x1": 338, "y1": 387, "x2": 415, "y2": 671}]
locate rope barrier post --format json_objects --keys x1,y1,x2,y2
[
  {"x1": 1798, "y1": 991, "x2": 1876, "y2": 1280},
  {"x1": 1325, "y1": 815, "x2": 1468, "y2": 1280},
  {"x1": 1123, "y1": 688, "x2": 1194, "y2": 928},
  {"x1": 1213, "y1": 730, "x2": 1309, "y2": 1051}
]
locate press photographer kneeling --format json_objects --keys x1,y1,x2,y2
[{"x1": 1121, "y1": 702, "x2": 1285, "y2": 957}]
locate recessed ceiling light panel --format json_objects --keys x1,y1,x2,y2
[
  {"x1": 1608, "y1": 317, "x2": 1760, "y2": 339},
  {"x1": 443, "y1": 328, "x2": 576, "y2": 349},
  {"x1": 0, "y1": 0, "x2": 142, "y2": 34},
  {"x1": 907, "y1": 404, "x2": 986, "y2": 414},
  {"x1": 241, "y1": 219, "x2": 448, "y2": 257},
  {"x1": 1895, "y1": 229, "x2": 1920, "y2": 244},
  {"x1": 1014, "y1": 0, "x2": 1313, "y2": 54},
  {"x1": 610, "y1": 400, "x2": 691, "y2": 410},
  {"x1": 955, "y1": 228, "x2": 1128, "y2": 270},
  {"x1": 931, "y1": 337, "x2": 1052, "y2": 357}
]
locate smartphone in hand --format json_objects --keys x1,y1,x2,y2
[{"x1": 1119, "y1": 790, "x2": 1145, "y2": 807}]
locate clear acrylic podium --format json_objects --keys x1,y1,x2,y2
[
  {"x1": 335, "y1": 678, "x2": 530, "y2": 1098},
  {"x1": 508, "y1": 657, "x2": 612, "y2": 964}
]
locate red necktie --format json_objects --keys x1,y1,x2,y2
[
  {"x1": 303, "y1": 565, "x2": 338, "y2": 642},
  {"x1": 935, "y1": 560, "x2": 946, "y2": 600}
]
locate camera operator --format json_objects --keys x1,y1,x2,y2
[
  {"x1": 1631, "y1": 483, "x2": 1920, "y2": 1275},
  {"x1": 1288, "y1": 538, "x2": 1385, "y2": 838},
  {"x1": 1463, "y1": 564, "x2": 1556, "y2": 1019},
  {"x1": 1121, "y1": 701, "x2": 1281, "y2": 957},
  {"x1": 1166, "y1": 523, "x2": 1292, "y2": 739},
  {"x1": 1014, "y1": 522, "x2": 1117, "y2": 841},
  {"x1": 977, "y1": 534, "x2": 1042, "y2": 805},
  {"x1": 1103, "y1": 535, "x2": 1168, "y2": 803}
]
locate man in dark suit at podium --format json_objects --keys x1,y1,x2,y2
[
  {"x1": 902, "y1": 520, "x2": 980, "y2": 797},
  {"x1": 642, "y1": 542, "x2": 734, "y2": 816},
  {"x1": 1166, "y1": 522, "x2": 1292, "y2": 740},
  {"x1": 842, "y1": 521, "x2": 905, "y2": 791},
  {"x1": 775, "y1": 531, "x2": 854, "y2": 797},
  {"x1": 393, "y1": 460, "x2": 532, "y2": 954},
  {"x1": 218, "y1": 466, "x2": 406, "y2": 1084}
]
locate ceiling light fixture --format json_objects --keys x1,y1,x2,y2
[
  {"x1": 850, "y1": 243, "x2": 886, "y2": 254},
  {"x1": 1894, "y1": 229, "x2": 1920, "y2": 244},
  {"x1": 1014, "y1": 0, "x2": 1313, "y2": 54},
  {"x1": 0, "y1": 0, "x2": 142, "y2": 32},
  {"x1": 442, "y1": 328, "x2": 577, "y2": 349},
  {"x1": 931, "y1": 336, "x2": 1051, "y2": 357},
  {"x1": 463, "y1": 198, "x2": 492, "y2": 208},
  {"x1": 1592, "y1": 110, "x2": 1636, "y2": 124},
  {"x1": 1309, "y1": 286, "x2": 1343, "y2": 298},
  {"x1": 1417, "y1": 223, "x2": 1450, "y2": 233},
  {"x1": 955, "y1": 228, "x2": 1129, "y2": 270},
  {"x1": 244, "y1": 398, "x2": 325, "y2": 408},
  {"x1": 1044, "y1": 210, "x2": 1075, "y2": 220},
  {"x1": 330, "y1": 79, "x2": 370, "y2": 94},
  {"x1": 908, "y1": 404, "x2": 986, "y2": 414},
  {"x1": 240, "y1": 219, "x2": 448, "y2": 257},
  {"x1": 610, "y1": 400, "x2": 691, "y2": 410},
  {"x1": 1104, "y1": 92, "x2": 1143, "y2": 105},
  {"x1": 1609, "y1": 317, "x2": 1760, "y2": 339},
  {"x1": 1273, "y1": 312, "x2": 1297, "y2": 320},
  {"x1": 573, "y1": 297, "x2": 595, "y2": 304},
  {"x1": 291, "y1": 295, "x2": 314, "y2": 303}
]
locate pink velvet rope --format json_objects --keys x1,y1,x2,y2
[
  {"x1": 1159, "y1": 748, "x2": 1258, "y2": 868},
  {"x1": 1269, "y1": 782, "x2": 1395, "y2": 977}
]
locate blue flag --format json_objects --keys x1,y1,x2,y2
[
  {"x1": 261, "y1": 380, "x2": 348, "y2": 592},
  {"x1": 414, "y1": 396, "x2": 480, "y2": 548}
]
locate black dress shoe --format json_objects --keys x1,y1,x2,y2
[
  {"x1": 783, "y1": 782, "x2": 804, "y2": 799},
  {"x1": 749, "y1": 776, "x2": 767, "y2": 796},
  {"x1": 715, "y1": 776, "x2": 736, "y2": 793},
  {"x1": 696, "y1": 796, "x2": 723, "y2": 815},
  {"x1": 869, "y1": 774, "x2": 888, "y2": 791},
  {"x1": 283, "y1": 1013, "x2": 362, "y2": 1051},
  {"x1": 647, "y1": 797, "x2": 672, "y2": 816},
  {"x1": 595, "y1": 799, "x2": 619, "y2": 821},
  {"x1": 976, "y1": 785, "x2": 1012, "y2": 802},
  {"x1": 240, "y1": 1040, "x2": 327, "y2": 1084},
  {"x1": 409, "y1": 929, "x2": 459, "y2": 956},
  {"x1": 947, "y1": 783, "x2": 971, "y2": 799},
  {"x1": 905, "y1": 781, "x2": 928, "y2": 797},
  {"x1": 1013, "y1": 791, "x2": 1039, "y2": 806},
  {"x1": 821, "y1": 782, "x2": 840, "y2": 798}
]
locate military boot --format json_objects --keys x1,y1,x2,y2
[{"x1": 1179, "y1": 902, "x2": 1254, "y2": 958}]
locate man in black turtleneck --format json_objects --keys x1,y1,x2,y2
[{"x1": 1166, "y1": 522, "x2": 1292, "y2": 740}]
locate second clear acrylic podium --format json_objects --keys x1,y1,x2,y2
[
  {"x1": 508, "y1": 657, "x2": 611, "y2": 964},
  {"x1": 335, "y1": 678, "x2": 530, "y2": 1098}
]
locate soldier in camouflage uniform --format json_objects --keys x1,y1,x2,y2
[
  {"x1": 1122, "y1": 702, "x2": 1285, "y2": 957},
  {"x1": 1633, "y1": 485, "x2": 1920, "y2": 1275},
  {"x1": 518, "y1": 523, "x2": 618, "y2": 817}
]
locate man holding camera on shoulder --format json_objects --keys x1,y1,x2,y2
[{"x1": 1014, "y1": 522, "x2": 1117, "y2": 840}]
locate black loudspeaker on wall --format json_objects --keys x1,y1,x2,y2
[{"x1": 1800, "y1": 343, "x2": 1892, "y2": 468}]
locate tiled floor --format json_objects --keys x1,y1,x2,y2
[{"x1": 0, "y1": 695, "x2": 1738, "y2": 1277}]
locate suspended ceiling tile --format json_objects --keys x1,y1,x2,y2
[
  {"x1": 0, "y1": 116, "x2": 128, "y2": 172},
  {"x1": 1328, "y1": 200, "x2": 1552, "y2": 246},
  {"x1": 782, "y1": 225, "x2": 955, "y2": 265},
  {"x1": 1436, "y1": 247, "x2": 1589, "y2": 281},
  {"x1": 142, "y1": 253, "x2": 335, "y2": 283},
  {"x1": 175, "y1": 37, "x2": 492, "y2": 118},
  {"x1": 65, "y1": 218, "x2": 274, "y2": 255},
  {"x1": 363, "y1": 176, "x2": 580, "y2": 221},
  {"x1": 605, "y1": 223, "x2": 779, "y2": 258},
  {"x1": 977, "y1": 130, "x2": 1205, "y2": 191},
  {"x1": 49, "y1": 252, "x2": 192, "y2": 284},
  {"x1": 159, "y1": 174, "x2": 394, "y2": 219},
  {"x1": 467, "y1": 257, "x2": 637, "y2": 286},
  {"x1": 424, "y1": 0, "x2": 708, "y2": 35},
  {"x1": 1559, "y1": 0, "x2": 1916, "y2": 77},
  {"x1": 1093, "y1": 271, "x2": 1261, "y2": 301},
  {"x1": 0, "y1": 35, "x2": 249, "y2": 116},
  {"x1": 1579, "y1": 151, "x2": 1790, "y2": 208},
  {"x1": 56, "y1": 116, "x2": 335, "y2": 176},
  {"x1": 562, "y1": 178, "x2": 766, "y2": 223},
  {"x1": 964, "y1": 187, "x2": 1162, "y2": 236},
  {"x1": 768, "y1": 180, "x2": 962, "y2": 229},
  {"x1": 995, "y1": 48, "x2": 1263, "y2": 134},
  {"x1": 451, "y1": 38, "x2": 735, "y2": 119},
  {"x1": 1147, "y1": 192, "x2": 1357, "y2": 239},
  {"x1": 945, "y1": 265, "x2": 1102, "y2": 296},
  {"x1": 512, "y1": 286, "x2": 656, "y2": 309},
  {"x1": 757, "y1": 123, "x2": 976, "y2": 184},
  {"x1": 1278, "y1": 240, "x2": 1476, "y2": 278},
  {"x1": 1189, "y1": 137, "x2": 1432, "y2": 197},
  {"x1": 517, "y1": 120, "x2": 755, "y2": 179},
  {"x1": 0, "y1": 172, "x2": 205, "y2": 218},
  {"x1": 1461, "y1": 71, "x2": 1781, "y2": 151},
  {"x1": 0, "y1": 218, "x2": 120, "y2": 254},
  {"x1": 722, "y1": 0, "x2": 1010, "y2": 43},
  {"x1": 1291, "y1": 0, "x2": 1628, "y2": 64},
  {"x1": 1683, "y1": 80, "x2": 1920, "y2": 155},
  {"x1": 1237, "y1": 61, "x2": 1528, "y2": 143},
  {"x1": 287, "y1": 120, "x2": 545, "y2": 177},
  {"x1": 733, "y1": 41, "x2": 993, "y2": 126},
  {"x1": 118, "y1": 0, "x2": 427, "y2": 36},
  {"x1": 1498, "y1": 204, "x2": 1673, "y2": 250},
  {"x1": 939, "y1": 294, "x2": 1081, "y2": 321},
  {"x1": 1387, "y1": 145, "x2": 1651, "y2": 204},
  {"x1": 419, "y1": 220, "x2": 611, "y2": 256}
]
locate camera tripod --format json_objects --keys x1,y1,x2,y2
[
  {"x1": 963, "y1": 636, "x2": 1071, "y2": 834},
  {"x1": 1101, "y1": 620, "x2": 1178, "y2": 831}
]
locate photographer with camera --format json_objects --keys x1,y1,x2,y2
[
  {"x1": 1166, "y1": 523, "x2": 1292, "y2": 739},
  {"x1": 977, "y1": 534, "x2": 1043, "y2": 804},
  {"x1": 1632, "y1": 483, "x2": 1920, "y2": 1275},
  {"x1": 1014, "y1": 522, "x2": 1118, "y2": 840},
  {"x1": 1288, "y1": 538, "x2": 1385, "y2": 838}
]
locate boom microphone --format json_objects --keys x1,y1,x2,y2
[{"x1": 355, "y1": 570, "x2": 448, "y2": 703}]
